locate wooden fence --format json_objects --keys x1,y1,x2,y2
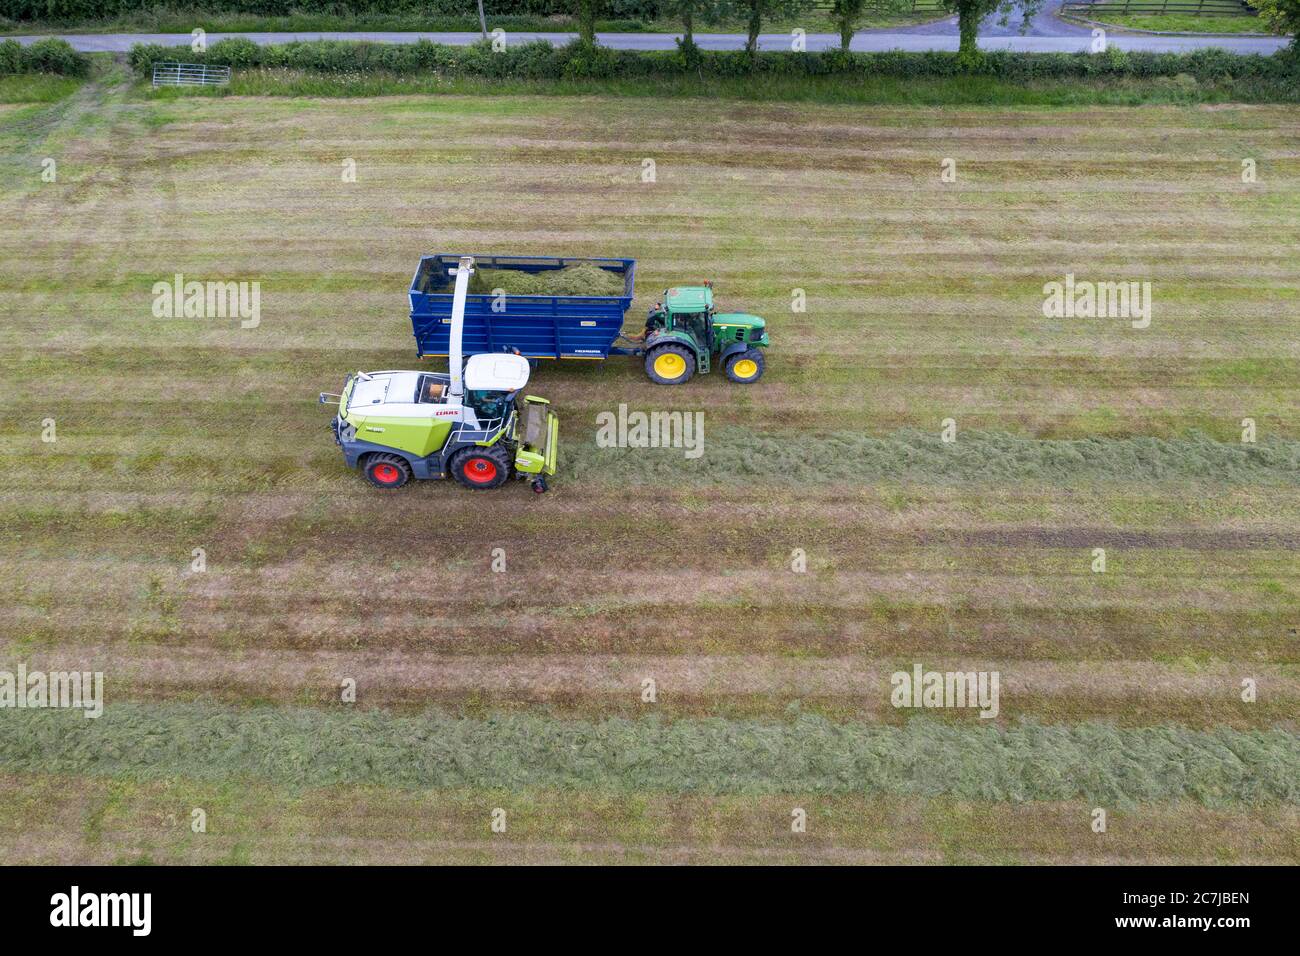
[{"x1": 1060, "y1": 0, "x2": 1254, "y2": 17}]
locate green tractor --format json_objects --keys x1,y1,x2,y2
[
  {"x1": 320, "y1": 257, "x2": 559, "y2": 493},
  {"x1": 640, "y1": 284, "x2": 769, "y2": 386}
]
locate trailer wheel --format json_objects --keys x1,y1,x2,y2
[
  {"x1": 450, "y1": 445, "x2": 511, "y2": 490},
  {"x1": 724, "y1": 348, "x2": 765, "y2": 384},
  {"x1": 363, "y1": 453, "x2": 411, "y2": 489},
  {"x1": 646, "y1": 345, "x2": 695, "y2": 385}
]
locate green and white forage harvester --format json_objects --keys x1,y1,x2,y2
[
  {"x1": 320, "y1": 257, "x2": 558, "y2": 493},
  {"x1": 408, "y1": 253, "x2": 770, "y2": 385}
]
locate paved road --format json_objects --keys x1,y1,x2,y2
[{"x1": 10, "y1": 23, "x2": 1288, "y2": 55}]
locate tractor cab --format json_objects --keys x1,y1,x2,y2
[
  {"x1": 642, "y1": 284, "x2": 770, "y2": 386},
  {"x1": 663, "y1": 286, "x2": 713, "y2": 333}
]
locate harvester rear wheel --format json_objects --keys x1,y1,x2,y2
[
  {"x1": 724, "y1": 348, "x2": 765, "y2": 384},
  {"x1": 645, "y1": 345, "x2": 695, "y2": 385},
  {"x1": 450, "y1": 444, "x2": 511, "y2": 490},
  {"x1": 363, "y1": 453, "x2": 411, "y2": 489}
]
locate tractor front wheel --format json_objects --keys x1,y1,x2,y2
[
  {"x1": 363, "y1": 453, "x2": 411, "y2": 489},
  {"x1": 450, "y1": 445, "x2": 511, "y2": 490},
  {"x1": 645, "y1": 345, "x2": 695, "y2": 385},
  {"x1": 724, "y1": 347, "x2": 765, "y2": 384}
]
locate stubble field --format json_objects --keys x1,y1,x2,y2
[{"x1": 1, "y1": 72, "x2": 1297, "y2": 863}]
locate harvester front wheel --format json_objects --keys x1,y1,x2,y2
[
  {"x1": 363, "y1": 453, "x2": 411, "y2": 489},
  {"x1": 450, "y1": 445, "x2": 511, "y2": 490},
  {"x1": 646, "y1": 345, "x2": 695, "y2": 385},
  {"x1": 724, "y1": 348, "x2": 765, "y2": 384}
]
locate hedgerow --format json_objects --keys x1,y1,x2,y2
[
  {"x1": 0, "y1": 38, "x2": 90, "y2": 76},
  {"x1": 0, "y1": 0, "x2": 660, "y2": 18},
  {"x1": 126, "y1": 38, "x2": 1300, "y2": 83}
]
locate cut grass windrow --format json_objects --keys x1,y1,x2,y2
[
  {"x1": 5, "y1": 429, "x2": 1298, "y2": 492},
  {"x1": 567, "y1": 429, "x2": 1300, "y2": 486},
  {"x1": 2, "y1": 704, "x2": 1297, "y2": 808}
]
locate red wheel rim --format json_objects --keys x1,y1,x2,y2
[
  {"x1": 372, "y1": 463, "x2": 401, "y2": 484},
  {"x1": 463, "y1": 458, "x2": 497, "y2": 484}
]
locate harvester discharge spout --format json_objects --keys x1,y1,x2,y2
[{"x1": 448, "y1": 255, "x2": 474, "y2": 402}]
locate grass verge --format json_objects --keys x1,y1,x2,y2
[
  {"x1": 136, "y1": 67, "x2": 1300, "y2": 105},
  {"x1": 0, "y1": 73, "x2": 82, "y2": 103},
  {"x1": 1091, "y1": 14, "x2": 1272, "y2": 34}
]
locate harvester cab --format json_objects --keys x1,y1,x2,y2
[
  {"x1": 320, "y1": 257, "x2": 559, "y2": 492},
  {"x1": 642, "y1": 283, "x2": 769, "y2": 386}
]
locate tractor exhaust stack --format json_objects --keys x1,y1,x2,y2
[{"x1": 448, "y1": 255, "x2": 474, "y2": 401}]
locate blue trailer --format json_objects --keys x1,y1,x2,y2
[
  {"x1": 410, "y1": 254, "x2": 636, "y2": 362},
  {"x1": 409, "y1": 253, "x2": 770, "y2": 385}
]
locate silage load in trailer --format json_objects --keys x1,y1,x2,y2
[
  {"x1": 409, "y1": 254, "x2": 637, "y2": 361},
  {"x1": 469, "y1": 264, "x2": 626, "y2": 297}
]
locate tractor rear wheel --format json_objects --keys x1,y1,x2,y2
[
  {"x1": 363, "y1": 453, "x2": 411, "y2": 489},
  {"x1": 450, "y1": 444, "x2": 511, "y2": 490},
  {"x1": 645, "y1": 345, "x2": 695, "y2": 385},
  {"x1": 724, "y1": 347, "x2": 765, "y2": 384}
]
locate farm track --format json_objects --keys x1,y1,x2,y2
[{"x1": 0, "y1": 83, "x2": 1296, "y2": 862}]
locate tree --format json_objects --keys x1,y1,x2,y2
[
  {"x1": 721, "y1": 0, "x2": 815, "y2": 56},
  {"x1": 940, "y1": 0, "x2": 1043, "y2": 67},
  {"x1": 829, "y1": 0, "x2": 908, "y2": 51},
  {"x1": 663, "y1": 0, "x2": 713, "y2": 48},
  {"x1": 829, "y1": 0, "x2": 867, "y2": 51},
  {"x1": 1254, "y1": 0, "x2": 1300, "y2": 50},
  {"x1": 663, "y1": 0, "x2": 727, "y2": 62},
  {"x1": 576, "y1": 0, "x2": 602, "y2": 43},
  {"x1": 742, "y1": 0, "x2": 765, "y2": 52}
]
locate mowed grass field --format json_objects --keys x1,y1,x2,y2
[{"x1": 1, "y1": 73, "x2": 1298, "y2": 863}]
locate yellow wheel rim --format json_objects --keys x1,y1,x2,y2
[
  {"x1": 732, "y1": 358, "x2": 758, "y2": 379},
  {"x1": 654, "y1": 352, "x2": 686, "y2": 378}
]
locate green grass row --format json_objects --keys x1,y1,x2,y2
[
  {"x1": 147, "y1": 67, "x2": 1298, "y2": 105},
  {"x1": 3, "y1": 703, "x2": 1297, "y2": 806}
]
